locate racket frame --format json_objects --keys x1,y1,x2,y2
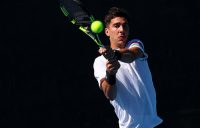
[{"x1": 60, "y1": 4, "x2": 103, "y2": 47}]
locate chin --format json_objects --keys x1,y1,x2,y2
[{"x1": 118, "y1": 41, "x2": 126, "y2": 48}]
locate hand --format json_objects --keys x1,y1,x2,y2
[
  {"x1": 98, "y1": 46, "x2": 115, "y2": 60},
  {"x1": 106, "y1": 58, "x2": 120, "y2": 75}
]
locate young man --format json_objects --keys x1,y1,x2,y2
[{"x1": 93, "y1": 7, "x2": 163, "y2": 128}]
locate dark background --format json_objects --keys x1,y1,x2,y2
[{"x1": 1, "y1": 0, "x2": 200, "y2": 127}]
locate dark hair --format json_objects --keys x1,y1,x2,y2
[{"x1": 104, "y1": 7, "x2": 130, "y2": 27}]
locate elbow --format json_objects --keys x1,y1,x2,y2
[
  {"x1": 106, "y1": 95, "x2": 116, "y2": 101},
  {"x1": 109, "y1": 97, "x2": 116, "y2": 101},
  {"x1": 105, "y1": 91, "x2": 116, "y2": 101}
]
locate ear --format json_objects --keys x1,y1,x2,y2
[{"x1": 105, "y1": 28, "x2": 110, "y2": 36}]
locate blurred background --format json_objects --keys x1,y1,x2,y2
[{"x1": 0, "y1": 0, "x2": 199, "y2": 127}]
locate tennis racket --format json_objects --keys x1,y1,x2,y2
[{"x1": 59, "y1": 0, "x2": 103, "y2": 47}]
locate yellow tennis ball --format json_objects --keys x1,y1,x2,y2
[{"x1": 91, "y1": 20, "x2": 104, "y2": 33}]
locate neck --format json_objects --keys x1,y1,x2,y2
[{"x1": 110, "y1": 43, "x2": 124, "y2": 49}]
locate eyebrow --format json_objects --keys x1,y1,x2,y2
[{"x1": 112, "y1": 22, "x2": 128, "y2": 26}]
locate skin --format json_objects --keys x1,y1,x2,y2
[{"x1": 99, "y1": 17, "x2": 144, "y2": 100}]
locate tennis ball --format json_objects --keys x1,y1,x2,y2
[{"x1": 91, "y1": 20, "x2": 104, "y2": 33}]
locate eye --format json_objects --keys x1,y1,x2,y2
[{"x1": 114, "y1": 23, "x2": 120, "y2": 28}]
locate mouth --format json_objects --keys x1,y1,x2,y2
[{"x1": 118, "y1": 35, "x2": 126, "y2": 41}]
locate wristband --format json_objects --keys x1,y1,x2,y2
[
  {"x1": 113, "y1": 50, "x2": 121, "y2": 60},
  {"x1": 106, "y1": 71, "x2": 116, "y2": 85}
]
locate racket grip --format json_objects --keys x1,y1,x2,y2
[
  {"x1": 102, "y1": 47, "x2": 121, "y2": 60},
  {"x1": 113, "y1": 50, "x2": 121, "y2": 60}
]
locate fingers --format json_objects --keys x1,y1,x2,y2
[
  {"x1": 99, "y1": 47, "x2": 115, "y2": 60},
  {"x1": 99, "y1": 47, "x2": 121, "y2": 74},
  {"x1": 106, "y1": 59, "x2": 120, "y2": 75},
  {"x1": 98, "y1": 47, "x2": 106, "y2": 54}
]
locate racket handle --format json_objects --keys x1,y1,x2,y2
[
  {"x1": 102, "y1": 47, "x2": 121, "y2": 60},
  {"x1": 113, "y1": 50, "x2": 121, "y2": 60}
]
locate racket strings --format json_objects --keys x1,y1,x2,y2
[
  {"x1": 60, "y1": 0, "x2": 92, "y2": 26},
  {"x1": 60, "y1": 0, "x2": 103, "y2": 47},
  {"x1": 73, "y1": 11, "x2": 91, "y2": 26}
]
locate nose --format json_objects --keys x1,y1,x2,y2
[
  {"x1": 119, "y1": 24, "x2": 128, "y2": 33},
  {"x1": 119, "y1": 25, "x2": 124, "y2": 31}
]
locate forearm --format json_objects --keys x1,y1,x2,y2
[
  {"x1": 101, "y1": 78, "x2": 117, "y2": 100},
  {"x1": 117, "y1": 47, "x2": 144, "y2": 63}
]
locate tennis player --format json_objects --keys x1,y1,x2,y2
[{"x1": 93, "y1": 7, "x2": 163, "y2": 128}]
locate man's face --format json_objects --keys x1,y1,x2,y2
[{"x1": 105, "y1": 17, "x2": 129, "y2": 49}]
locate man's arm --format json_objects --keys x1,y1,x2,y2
[
  {"x1": 100, "y1": 46, "x2": 145, "y2": 63},
  {"x1": 98, "y1": 46, "x2": 144, "y2": 100},
  {"x1": 99, "y1": 59, "x2": 120, "y2": 101},
  {"x1": 117, "y1": 47, "x2": 144, "y2": 63},
  {"x1": 100, "y1": 77, "x2": 117, "y2": 101}
]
